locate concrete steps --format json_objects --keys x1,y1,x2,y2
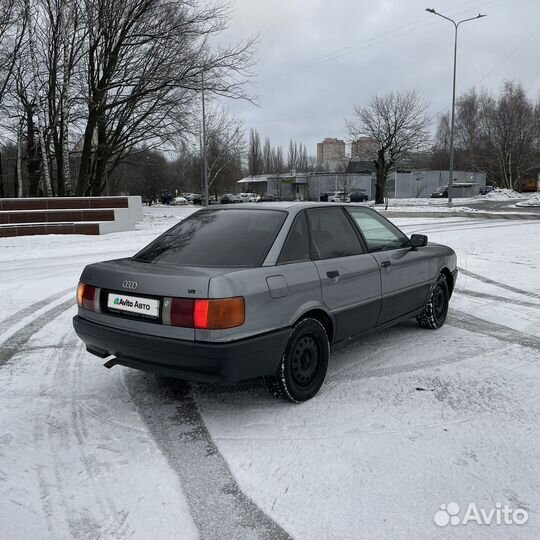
[{"x1": 0, "y1": 196, "x2": 142, "y2": 237}]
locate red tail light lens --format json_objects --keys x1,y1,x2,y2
[
  {"x1": 169, "y1": 298, "x2": 194, "y2": 327},
  {"x1": 76, "y1": 282, "x2": 98, "y2": 312}
]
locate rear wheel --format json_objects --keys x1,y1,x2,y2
[
  {"x1": 417, "y1": 274, "x2": 449, "y2": 329},
  {"x1": 264, "y1": 318, "x2": 330, "y2": 403}
]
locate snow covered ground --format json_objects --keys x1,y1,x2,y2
[
  {"x1": 362, "y1": 190, "x2": 539, "y2": 215},
  {"x1": 516, "y1": 193, "x2": 540, "y2": 207},
  {"x1": 1, "y1": 206, "x2": 539, "y2": 540}
]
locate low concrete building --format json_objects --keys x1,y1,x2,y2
[
  {"x1": 237, "y1": 168, "x2": 486, "y2": 201},
  {"x1": 388, "y1": 170, "x2": 486, "y2": 198},
  {"x1": 238, "y1": 172, "x2": 372, "y2": 201}
]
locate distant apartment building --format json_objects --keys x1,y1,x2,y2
[
  {"x1": 316, "y1": 137, "x2": 346, "y2": 167},
  {"x1": 351, "y1": 136, "x2": 378, "y2": 161}
]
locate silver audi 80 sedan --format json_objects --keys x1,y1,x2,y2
[{"x1": 73, "y1": 203, "x2": 457, "y2": 402}]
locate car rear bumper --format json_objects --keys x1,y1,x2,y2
[{"x1": 73, "y1": 315, "x2": 290, "y2": 383}]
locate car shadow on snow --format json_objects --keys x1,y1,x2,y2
[{"x1": 128, "y1": 319, "x2": 428, "y2": 404}]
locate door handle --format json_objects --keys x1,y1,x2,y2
[
  {"x1": 381, "y1": 261, "x2": 391, "y2": 268},
  {"x1": 326, "y1": 270, "x2": 340, "y2": 279}
]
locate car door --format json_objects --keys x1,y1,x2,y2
[
  {"x1": 346, "y1": 207, "x2": 429, "y2": 324},
  {"x1": 306, "y1": 207, "x2": 381, "y2": 341}
]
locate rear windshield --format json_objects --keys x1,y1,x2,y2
[{"x1": 133, "y1": 208, "x2": 286, "y2": 267}]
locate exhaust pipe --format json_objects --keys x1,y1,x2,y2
[{"x1": 103, "y1": 355, "x2": 118, "y2": 369}]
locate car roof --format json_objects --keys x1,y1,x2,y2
[{"x1": 205, "y1": 201, "x2": 366, "y2": 214}]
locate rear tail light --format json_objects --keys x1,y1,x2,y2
[
  {"x1": 164, "y1": 296, "x2": 245, "y2": 330},
  {"x1": 194, "y1": 297, "x2": 245, "y2": 329},
  {"x1": 76, "y1": 282, "x2": 100, "y2": 312},
  {"x1": 168, "y1": 298, "x2": 194, "y2": 327}
]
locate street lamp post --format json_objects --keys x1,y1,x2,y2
[{"x1": 425, "y1": 8, "x2": 486, "y2": 207}]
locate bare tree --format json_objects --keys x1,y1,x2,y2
[
  {"x1": 0, "y1": 0, "x2": 25, "y2": 108},
  {"x1": 262, "y1": 136, "x2": 272, "y2": 174},
  {"x1": 454, "y1": 89, "x2": 487, "y2": 171},
  {"x1": 479, "y1": 82, "x2": 538, "y2": 190},
  {"x1": 335, "y1": 158, "x2": 351, "y2": 200},
  {"x1": 287, "y1": 139, "x2": 298, "y2": 171},
  {"x1": 271, "y1": 145, "x2": 284, "y2": 173},
  {"x1": 205, "y1": 105, "x2": 245, "y2": 191},
  {"x1": 347, "y1": 90, "x2": 432, "y2": 204},
  {"x1": 297, "y1": 143, "x2": 308, "y2": 172},
  {"x1": 74, "y1": 0, "x2": 255, "y2": 195},
  {"x1": 248, "y1": 128, "x2": 263, "y2": 175},
  {"x1": 25, "y1": 0, "x2": 53, "y2": 196}
]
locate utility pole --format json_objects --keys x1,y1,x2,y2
[
  {"x1": 425, "y1": 8, "x2": 486, "y2": 207},
  {"x1": 201, "y1": 69, "x2": 209, "y2": 206}
]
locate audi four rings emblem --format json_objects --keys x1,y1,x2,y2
[{"x1": 122, "y1": 280, "x2": 138, "y2": 290}]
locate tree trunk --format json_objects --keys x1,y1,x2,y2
[
  {"x1": 54, "y1": 132, "x2": 64, "y2": 196},
  {"x1": 76, "y1": 114, "x2": 97, "y2": 195},
  {"x1": 0, "y1": 151, "x2": 4, "y2": 198},
  {"x1": 16, "y1": 122, "x2": 23, "y2": 197},
  {"x1": 60, "y1": 0, "x2": 72, "y2": 196},
  {"x1": 26, "y1": 0, "x2": 53, "y2": 197},
  {"x1": 26, "y1": 105, "x2": 41, "y2": 197},
  {"x1": 374, "y1": 150, "x2": 386, "y2": 204}
]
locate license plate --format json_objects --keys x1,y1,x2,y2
[{"x1": 107, "y1": 293, "x2": 160, "y2": 319}]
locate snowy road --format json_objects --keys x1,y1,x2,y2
[{"x1": 1, "y1": 207, "x2": 539, "y2": 540}]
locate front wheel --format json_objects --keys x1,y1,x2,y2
[
  {"x1": 417, "y1": 274, "x2": 449, "y2": 329},
  {"x1": 264, "y1": 318, "x2": 330, "y2": 403}
]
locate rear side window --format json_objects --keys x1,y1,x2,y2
[
  {"x1": 134, "y1": 209, "x2": 286, "y2": 267},
  {"x1": 278, "y1": 212, "x2": 310, "y2": 264},
  {"x1": 306, "y1": 208, "x2": 363, "y2": 260}
]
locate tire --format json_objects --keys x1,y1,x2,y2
[
  {"x1": 417, "y1": 274, "x2": 449, "y2": 329},
  {"x1": 264, "y1": 318, "x2": 330, "y2": 403}
]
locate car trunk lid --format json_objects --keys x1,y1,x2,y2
[{"x1": 80, "y1": 258, "x2": 231, "y2": 341}]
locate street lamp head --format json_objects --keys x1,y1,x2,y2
[
  {"x1": 477, "y1": 13, "x2": 487, "y2": 18},
  {"x1": 425, "y1": 8, "x2": 436, "y2": 13}
]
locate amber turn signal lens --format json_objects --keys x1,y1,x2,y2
[
  {"x1": 194, "y1": 297, "x2": 245, "y2": 330},
  {"x1": 76, "y1": 282, "x2": 85, "y2": 307}
]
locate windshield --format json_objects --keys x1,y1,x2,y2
[{"x1": 133, "y1": 208, "x2": 286, "y2": 267}]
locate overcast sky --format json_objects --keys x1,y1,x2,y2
[{"x1": 217, "y1": 0, "x2": 540, "y2": 155}]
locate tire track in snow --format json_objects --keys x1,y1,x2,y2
[
  {"x1": 124, "y1": 373, "x2": 292, "y2": 540},
  {"x1": 458, "y1": 267, "x2": 540, "y2": 299},
  {"x1": 0, "y1": 287, "x2": 74, "y2": 335},
  {"x1": 454, "y1": 288, "x2": 540, "y2": 308},
  {"x1": 399, "y1": 219, "x2": 538, "y2": 235},
  {"x1": 49, "y1": 336, "x2": 132, "y2": 540},
  {"x1": 0, "y1": 298, "x2": 75, "y2": 367},
  {"x1": 447, "y1": 309, "x2": 540, "y2": 351}
]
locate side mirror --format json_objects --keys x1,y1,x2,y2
[{"x1": 410, "y1": 234, "x2": 428, "y2": 249}]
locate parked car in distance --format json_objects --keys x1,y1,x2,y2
[
  {"x1": 479, "y1": 185, "x2": 494, "y2": 195},
  {"x1": 328, "y1": 191, "x2": 350, "y2": 203},
  {"x1": 188, "y1": 194, "x2": 203, "y2": 205},
  {"x1": 430, "y1": 186, "x2": 449, "y2": 198},
  {"x1": 257, "y1": 194, "x2": 280, "y2": 202},
  {"x1": 220, "y1": 193, "x2": 242, "y2": 204},
  {"x1": 171, "y1": 196, "x2": 188, "y2": 206},
  {"x1": 74, "y1": 203, "x2": 457, "y2": 403},
  {"x1": 349, "y1": 191, "x2": 369, "y2": 203},
  {"x1": 238, "y1": 192, "x2": 258, "y2": 202}
]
